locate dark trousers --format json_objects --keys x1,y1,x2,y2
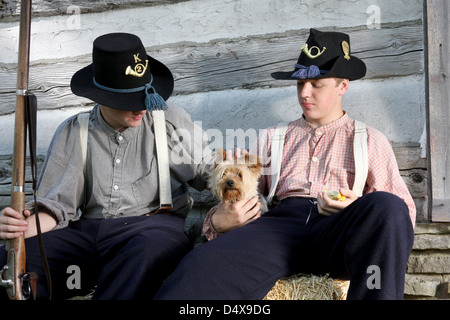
[
  {"x1": 154, "y1": 192, "x2": 414, "y2": 300},
  {"x1": 0, "y1": 214, "x2": 192, "y2": 300}
]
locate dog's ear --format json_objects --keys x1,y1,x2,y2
[
  {"x1": 214, "y1": 148, "x2": 227, "y2": 165},
  {"x1": 246, "y1": 155, "x2": 262, "y2": 174},
  {"x1": 221, "y1": 148, "x2": 227, "y2": 161}
]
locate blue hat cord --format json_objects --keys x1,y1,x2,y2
[
  {"x1": 93, "y1": 74, "x2": 167, "y2": 111},
  {"x1": 292, "y1": 64, "x2": 328, "y2": 79},
  {"x1": 144, "y1": 77, "x2": 167, "y2": 111}
]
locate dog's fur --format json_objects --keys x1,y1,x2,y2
[{"x1": 208, "y1": 150, "x2": 268, "y2": 213}]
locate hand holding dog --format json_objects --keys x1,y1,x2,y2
[
  {"x1": 225, "y1": 148, "x2": 248, "y2": 161},
  {"x1": 317, "y1": 188, "x2": 358, "y2": 216},
  {"x1": 211, "y1": 196, "x2": 261, "y2": 233}
]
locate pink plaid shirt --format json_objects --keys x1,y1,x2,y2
[{"x1": 203, "y1": 113, "x2": 416, "y2": 240}]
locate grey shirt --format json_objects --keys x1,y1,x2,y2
[{"x1": 26, "y1": 103, "x2": 215, "y2": 229}]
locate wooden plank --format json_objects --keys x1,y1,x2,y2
[
  {"x1": 426, "y1": 0, "x2": 450, "y2": 222},
  {"x1": 0, "y1": 155, "x2": 45, "y2": 211},
  {"x1": 0, "y1": 0, "x2": 193, "y2": 21},
  {"x1": 392, "y1": 143, "x2": 427, "y2": 171},
  {"x1": 0, "y1": 23, "x2": 424, "y2": 115}
]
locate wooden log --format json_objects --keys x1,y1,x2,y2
[
  {"x1": 0, "y1": 0, "x2": 193, "y2": 21},
  {"x1": 0, "y1": 23, "x2": 423, "y2": 115},
  {"x1": 0, "y1": 155, "x2": 45, "y2": 210},
  {"x1": 393, "y1": 143, "x2": 427, "y2": 170}
]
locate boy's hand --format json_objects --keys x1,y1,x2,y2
[
  {"x1": 0, "y1": 207, "x2": 30, "y2": 240},
  {"x1": 0, "y1": 207, "x2": 57, "y2": 240},
  {"x1": 225, "y1": 148, "x2": 248, "y2": 161},
  {"x1": 211, "y1": 196, "x2": 261, "y2": 233},
  {"x1": 317, "y1": 188, "x2": 358, "y2": 216}
]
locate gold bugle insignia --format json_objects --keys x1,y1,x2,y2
[
  {"x1": 125, "y1": 60, "x2": 149, "y2": 78},
  {"x1": 301, "y1": 43, "x2": 326, "y2": 59},
  {"x1": 342, "y1": 41, "x2": 351, "y2": 61}
]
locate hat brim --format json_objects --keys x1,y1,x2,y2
[
  {"x1": 271, "y1": 55, "x2": 366, "y2": 81},
  {"x1": 70, "y1": 55, "x2": 174, "y2": 111}
]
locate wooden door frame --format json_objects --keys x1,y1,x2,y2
[{"x1": 425, "y1": 0, "x2": 450, "y2": 222}]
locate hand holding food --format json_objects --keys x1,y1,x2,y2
[{"x1": 325, "y1": 190, "x2": 346, "y2": 201}]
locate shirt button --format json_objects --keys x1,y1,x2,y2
[
  {"x1": 118, "y1": 136, "x2": 123, "y2": 141},
  {"x1": 312, "y1": 157, "x2": 318, "y2": 162},
  {"x1": 114, "y1": 185, "x2": 119, "y2": 190},
  {"x1": 316, "y1": 131, "x2": 323, "y2": 136},
  {"x1": 115, "y1": 159, "x2": 121, "y2": 164}
]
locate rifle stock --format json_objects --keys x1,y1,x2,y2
[{"x1": 1, "y1": 0, "x2": 33, "y2": 300}]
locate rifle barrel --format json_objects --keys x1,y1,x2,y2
[{"x1": 4, "y1": 0, "x2": 33, "y2": 300}]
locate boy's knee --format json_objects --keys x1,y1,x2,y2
[
  {"x1": 358, "y1": 191, "x2": 412, "y2": 232},
  {"x1": 361, "y1": 191, "x2": 407, "y2": 213}
]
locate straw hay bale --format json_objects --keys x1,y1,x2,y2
[
  {"x1": 264, "y1": 274, "x2": 350, "y2": 300},
  {"x1": 68, "y1": 275, "x2": 350, "y2": 300}
]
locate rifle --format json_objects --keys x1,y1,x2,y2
[{"x1": 0, "y1": 0, "x2": 41, "y2": 300}]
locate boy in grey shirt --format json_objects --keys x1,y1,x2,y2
[{"x1": 1, "y1": 33, "x2": 214, "y2": 300}]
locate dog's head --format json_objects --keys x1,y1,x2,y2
[{"x1": 208, "y1": 149, "x2": 262, "y2": 203}]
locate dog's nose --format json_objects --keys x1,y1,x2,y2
[{"x1": 226, "y1": 180, "x2": 234, "y2": 187}]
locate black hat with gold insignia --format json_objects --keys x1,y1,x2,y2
[
  {"x1": 71, "y1": 33, "x2": 173, "y2": 111},
  {"x1": 271, "y1": 28, "x2": 366, "y2": 81}
]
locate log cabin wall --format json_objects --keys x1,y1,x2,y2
[
  {"x1": 0, "y1": 0, "x2": 427, "y2": 218},
  {"x1": 2, "y1": 0, "x2": 448, "y2": 300}
]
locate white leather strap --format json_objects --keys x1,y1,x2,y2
[
  {"x1": 78, "y1": 112, "x2": 90, "y2": 178},
  {"x1": 266, "y1": 122, "x2": 288, "y2": 205},
  {"x1": 353, "y1": 120, "x2": 368, "y2": 197},
  {"x1": 152, "y1": 110, "x2": 173, "y2": 210},
  {"x1": 77, "y1": 112, "x2": 90, "y2": 217}
]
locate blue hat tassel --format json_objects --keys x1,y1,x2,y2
[
  {"x1": 292, "y1": 64, "x2": 328, "y2": 80},
  {"x1": 145, "y1": 75, "x2": 167, "y2": 111}
]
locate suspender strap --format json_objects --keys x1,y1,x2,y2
[
  {"x1": 78, "y1": 113, "x2": 90, "y2": 178},
  {"x1": 266, "y1": 122, "x2": 288, "y2": 205},
  {"x1": 77, "y1": 112, "x2": 90, "y2": 217},
  {"x1": 151, "y1": 110, "x2": 173, "y2": 213},
  {"x1": 352, "y1": 120, "x2": 368, "y2": 197}
]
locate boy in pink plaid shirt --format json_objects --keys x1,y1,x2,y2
[{"x1": 156, "y1": 29, "x2": 415, "y2": 300}]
